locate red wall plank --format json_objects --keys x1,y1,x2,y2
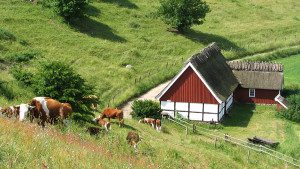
[
  {"x1": 233, "y1": 86, "x2": 279, "y2": 104},
  {"x1": 160, "y1": 67, "x2": 218, "y2": 104}
]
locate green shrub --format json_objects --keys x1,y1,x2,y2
[
  {"x1": 7, "y1": 52, "x2": 37, "y2": 63},
  {"x1": 131, "y1": 100, "x2": 161, "y2": 119},
  {"x1": 52, "y1": 0, "x2": 89, "y2": 20},
  {"x1": 32, "y1": 61, "x2": 95, "y2": 122},
  {"x1": 158, "y1": 0, "x2": 210, "y2": 32},
  {"x1": 0, "y1": 29, "x2": 16, "y2": 41},
  {"x1": 11, "y1": 67, "x2": 34, "y2": 86},
  {"x1": 277, "y1": 95, "x2": 300, "y2": 123}
]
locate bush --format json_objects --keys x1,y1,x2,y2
[
  {"x1": 11, "y1": 67, "x2": 34, "y2": 86},
  {"x1": 131, "y1": 100, "x2": 161, "y2": 119},
  {"x1": 33, "y1": 61, "x2": 95, "y2": 121},
  {"x1": 7, "y1": 52, "x2": 37, "y2": 63},
  {"x1": 0, "y1": 29, "x2": 16, "y2": 41},
  {"x1": 52, "y1": 0, "x2": 89, "y2": 20},
  {"x1": 158, "y1": 0, "x2": 210, "y2": 32},
  {"x1": 277, "y1": 95, "x2": 300, "y2": 123}
]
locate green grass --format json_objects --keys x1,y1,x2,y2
[
  {"x1": 0, "y1": 117, "x2": 293, "y2": 168},
  {"x1": 0, "y1": 0, "x2": 299, "y2": 107},
  {"x1": 276, "y1": 54, "x2": 300, "y2": 85}
]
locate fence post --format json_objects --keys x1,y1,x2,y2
[
  {"x1": 186, "y1": 126, "x2": 188, "y2": 135},
  {"x1": 247, "y1": 150, "x2": 250, "y2": 163},
  {"x1": 192, "y1": 124, "x2": 196, "y2": 133},
  {"x1": 214, "y1": 138, "x2": 218, "y2": 148}
]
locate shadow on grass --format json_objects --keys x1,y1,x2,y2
[
  {"x1": 0, "y1": 81, "x2": 15, "y2": 100},
  {"x1": 222, "y1": 104, "x2": 255, "y2": 127},
  {"x1": 123, "y1": 123, "x2": 137, "y2": 130},
  {"x1": 86, "y1": 5, "x2": 101, "y2": 17},
  {"x1": 182, "y1": 29, "x2": 245, "y2": 51},
  {"x1": 282, "y1": 84, "x2": 300, "y2": 97},
  {"x1": 101, "y1": 0, "x2": 138, "y2": 9},
  {"x1": 69, "y1": 17, "x2": 126, "y2": 42}
]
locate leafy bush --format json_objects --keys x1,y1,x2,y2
[
  {"x1": 158, "y1": 0, "x2": 210, "y2": 32},
  {"x1": 7, "y1": 52, "x2": 37, "y2": 63},
  {"x1": 11, "y1": 67, "x2": 34, "y2": 86},
  {"x1": 52, "y1": 0, "x2": 89, "y2": 20},
  {"x1": 131, "y1": 100, "x2": 161, "y2": 119},
  {"x1": 33, "y1": 61, "x2": 95, "y2": 121},
  {"x1": 0, "y1": 29, "x2": 16, "y2": 41},
  {"x1": 277, "y1": 95, "x2": 300, "y2": 123}
]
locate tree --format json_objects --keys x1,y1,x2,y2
[
  {"x1": 53, "y1": 0, "x2": 89, "y2": 20},
  {"x1": 277, "y1": 95, "x2": 300, "y2": 123},
  {"x1": 33, "y1": 61, "x2": 95, "y2": 122},
  {"x1": 159, "y1": 0, "x2": 210, "y2": 32}
]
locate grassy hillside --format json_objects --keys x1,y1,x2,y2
[
  {"x1": 0, "y1": 0, "x2": 299, "y2": 107},
  {"x1": 0, "y1": 116, "x2": 295, "y2": 169}
]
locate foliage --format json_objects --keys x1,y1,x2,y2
[
  {"x1": 0, "y1": 28, "x2": 16, "y2": 41},
  {"x1": 131, "y1": 100, "x2": 161, "y2": 119},
  {"x1": 10, "y1": 67, "x2": 34, "y2": 86},
  {"x1": 158, "y1": 0, "x2": 210, "y2": 32},
  {"x1": 277, "y1": 95, "x2": 300, "y2": 123},
  {"x1": 52, "y1": 0, "x2": 89, "y2": 20},
  {"x1": 6, "y1": 52, "x2": 37, "y2": 63},
  {"x1": 32, "y1": 61, "x2": 95, "y2": 121}
]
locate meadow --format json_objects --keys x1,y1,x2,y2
[{"x1": 0, "y1": 0, "x2": 299, "y2": 107}]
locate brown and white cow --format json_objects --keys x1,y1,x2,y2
[
  {"x1": 139, "y1": 118, "x2": 162, "y2": 131},
  {"x1": 29, "y1": 97, "x2": 72, "y2": 127},
  {"x1": 139, "y1": 118, "x2": 156, "y2": 129},
  {"x1": 98, "y1": 108, "x2": 124, "y2": 127},
  {"x1": 1, "y1": 105, "x2": 19, "y2": 119},
  {"x1": 93, "y1": 117, "x2": 110, "y2": 131}
]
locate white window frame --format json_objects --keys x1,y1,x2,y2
[{"x1": 249, "y1": 89, "x2": 255, "y2": 98}]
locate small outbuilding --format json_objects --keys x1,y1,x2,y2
[{"x1": 156, "y1": 43, "x2": 287, "y2": 122}]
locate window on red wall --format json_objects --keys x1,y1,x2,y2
[{"x1": 249, "y1": 89, "x2": 255, "y2": 97}]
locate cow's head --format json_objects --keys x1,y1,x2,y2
[{"x1": 93, "y1": 117, "x2": 99, "y2": 123}]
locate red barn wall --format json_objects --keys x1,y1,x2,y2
[
  {"x1": 160, "y1": 66, "x2": 218, "y2": 104},
  {"x1": 233, "y1": 86, "x2": 279, "y2": 104}
]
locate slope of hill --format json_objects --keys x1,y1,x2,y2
[{"x1": 0, "y1": 0, "x2": 299, "y2": 107}]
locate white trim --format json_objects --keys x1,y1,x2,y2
[
  {"x1": 249, "y1": 89, "x2": 255, "y2": 98},
  {"x1": 156, "y1": 62, "x2": 222, "y2": 103},
  {"x1": 275, "y1": 94, "x2": 288, "y2": 109}
]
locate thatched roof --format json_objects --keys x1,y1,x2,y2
[
  {"x1": 187, "y1": 43, "x2": 239, "y2": 101},
  {"x1": 228, "y1": 61, "x2": 284, "y2": 90}
]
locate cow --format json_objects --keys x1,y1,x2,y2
[
  {"x1": 29, "y1": 97, "x2": 72, "y2": 127},
  {"x1": 19, "y1": 103, "x2": 35, "y2": 121},
  {"x1": 93, "y1": 117, "x2": 110, "y2": 131},
  {"x1": 1, "y1": 106, "x2": 19, "y2": 119},
  {"x1": 98, "y1": 108, "x2": 124, "y2": 127},
  {"x1": 126, "y1": 131, "x2": 141, "y2": 153},
  {"x1": 139, "y1": 118, "x2": 162, "y2": 131},
  {"x1": 139, "y1": 118, "x2": 156, "y2": 129},
  {"x1": 155, "y1": 119, "x2": 161, "y2": 132}
]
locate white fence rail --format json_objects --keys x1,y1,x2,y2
[{"x1": 165, "y1": 117, "x2": 300, "y2": 168}]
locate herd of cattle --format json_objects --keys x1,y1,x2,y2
[{"x1": 0, "y1": 97, "x2": 162, "y2": 132}]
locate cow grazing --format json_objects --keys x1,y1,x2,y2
[
  {"x1": 93, "y1": 117, "x2": 110, "y2": 131},
  {"x1": 126, "y1": 131, "x2": 141, "y2": 153},
  {"x1": 99, "y1": 108, "x2": 124, "y2": 127},
  {"x1": 1, "y1": 106, "x2": 19, "y2": 119},
  {"x1": 29, "y1": 97, "x2": 72, "y2": 127},
  {"x1": 19, "y1": 104, "x2": 35, "y2": 121},
  {"x1": 139, "y1": 118, "x2": 156, "y2": 129},
  {"x1": 155, "y1": 119, "x2": 161, "y2": 132}
]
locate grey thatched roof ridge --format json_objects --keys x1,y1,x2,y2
[
  {"x1": 228, "y1": 61, "x2": 284, "y2": 90},
  {"x1": 228, "y1": 61, "x2": 283, "y2": 72},
  {"x1": 188, "y1": 42, "x2": 239, "y2": 101}
]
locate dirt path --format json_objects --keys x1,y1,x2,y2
[{"x1": 121, "y1": 81, "x2": 170, "y2": 118}]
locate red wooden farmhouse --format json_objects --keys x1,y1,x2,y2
[{"x1": 156, "y1": 43, "x2": 287, "y2": 122}]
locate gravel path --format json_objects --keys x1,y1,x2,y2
[{"x1": 121, "y1": 81, "x2": 170, "y2": 118}]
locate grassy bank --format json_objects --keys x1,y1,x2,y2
[{"x1": 0, "y1": 0, "x2": 299, "y2": 108}]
